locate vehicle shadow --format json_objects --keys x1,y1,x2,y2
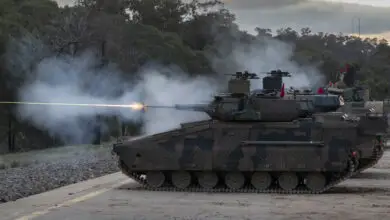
[
  {"x1": 324, "y1": 185, "x2": 390, "y2": 194},
  {"x1": 115, "y1": 181, "x2": 390, "y2": 195},
  {"x1": 351, "y1": 171, "x2": 390, "y2": 180}
]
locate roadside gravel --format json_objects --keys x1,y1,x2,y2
[{"x1": 0, "y1": 145, "x2": 119, "y2": 203}]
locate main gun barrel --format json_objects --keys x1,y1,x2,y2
[
  {"x1": 145, "y1": 105, "x2": 176, "y2": 109},
  {"x1": 145, "y1": 104, "x2": 209, "y2": 112},
  {"x1": 174, "y1": 104, "x2": 209, "y2": 112}
]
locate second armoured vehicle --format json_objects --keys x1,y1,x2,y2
[
  {"x1": 252, "y1": 69, "x2": 388, "y2": 175},
  {"x1": 324, "y1": 64, "x2": 389, "y2": 173},
  {"x1": 113, "y1": 71, "x2": 386, "y2": 194}
]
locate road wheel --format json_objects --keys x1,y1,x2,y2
[
  {"x1": 197, "y1": 172, "x2": 218, "y2": 189},
  {"x1": 225, "y1": 172, "x2": 245, "y2": 190},
  {"x1": 278, "y1": 172, "x2": 298, "y2": 191},
  {"x1": 146, "y1": 171, "x2": 165, "y2": 188},
  {"x1": 251, "y1": 172, "x2": 272, "y2": 190},
  {"x1": 171, "y1": 171, "x2": 192, "y2": 189},
  {"x1": 305, "y1": 173, "x2": 326, "y2": 192}
]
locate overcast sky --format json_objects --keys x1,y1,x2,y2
[{"x1": 56, "y1": 0, "x2": 390, "y2": 39}]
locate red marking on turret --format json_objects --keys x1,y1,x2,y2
[
  {"x1": 280, "y1": 83, "x2": 285, "y2": 97},
  {"x1": 317, "y1": 87, "x2": 324, "y2": 94}
]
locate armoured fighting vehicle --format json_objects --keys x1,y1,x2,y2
[
  {"x1": 325, "y1": 64, "x2": 390, "y2": 172},
  {"x1": 259, "y1": 69, "x2": 388, "y2": 175},
  {"x1": 112, "y1": 71, "x2": 386, "y2": 194}
]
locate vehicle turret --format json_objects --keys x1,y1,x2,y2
[
  {"x1": 171, "y1": 97, "x2": 305, "y2": 122},
  {"x1": 146, "y1": 70, "x2": 343, "y2": 122}
]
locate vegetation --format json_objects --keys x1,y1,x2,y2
[{"x1": 0, "y1": 0, "x2": 389, "y2": 153}]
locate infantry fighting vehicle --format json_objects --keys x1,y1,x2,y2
[
  {"x1": 325, "y1": 64, "x2": 390, "y2": 172},
  {"x1": 259, "y1": 69, "x2": 388, "y2": 175},
  {"x1": 112, "y1": 71, "x2": 385, "y2": 194}
]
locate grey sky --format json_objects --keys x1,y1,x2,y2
[
  {"x1": 223, "y1": 0, "x2": 390, "y2": 36},
  {"x1": 56, "y1": 0, "x2": 390, "y2": 37}
]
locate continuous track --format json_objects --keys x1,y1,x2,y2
[
  {"x1": 353, "y1": 146, "x2": 384, "y2": 175},
  {"x1": 117, "y1": 158, "x2": 357, "y2": 194}
]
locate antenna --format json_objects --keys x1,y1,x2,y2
[
  {"x1": 352, "y1": 17, "x2": 361, "y2": 37},
  {"x1": 358, "y1": 18, "x2": 361, "y2": 37}
]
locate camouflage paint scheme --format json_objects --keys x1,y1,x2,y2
[
  {"x1": 113, "y1": 112, "x2": 383, "y2": 193},
  {"x1": 113, "y1": 71, "x2": 385, "y2": 193},
  {"x1": 324, "y1": 64, "x2": 390, "y2": 173},
  {"x1": 260, "y1": 68, "x2": 388, "y2": 175},
  {"x1": 116, "y1": 119, "x2": 352, "y2": 172}
]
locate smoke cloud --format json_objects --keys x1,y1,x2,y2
[
  {"x1": 135, "y1": 66, "x2": 217, "y2": 134},
  {"x1": 211, "y1": 35, "x2": 325, "y2": 90},
  {"x1": 5, "y1": 36, "x2": 218, "y2": 144}
]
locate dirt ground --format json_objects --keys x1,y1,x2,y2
[{"x1": 2, "y1": 151, "x2": 390, "y2": 220}]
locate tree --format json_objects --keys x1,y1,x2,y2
[{"x1": 128, "y1": 0, "x2": 188, "y2": 33}]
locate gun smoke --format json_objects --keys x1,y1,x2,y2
[
  {"x1": 211, "y1": 35, "x2": 324, "y2": 90},
  {"x1": 5, "y1": 36, "x2": 218, "y2": 144},
  {"x1": 5, "y1": 32, "x2": 324, "y2": 145}
]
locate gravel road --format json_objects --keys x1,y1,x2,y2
[{"x1": 0, "y1": 145, "x2": 119, "y2": 203}]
